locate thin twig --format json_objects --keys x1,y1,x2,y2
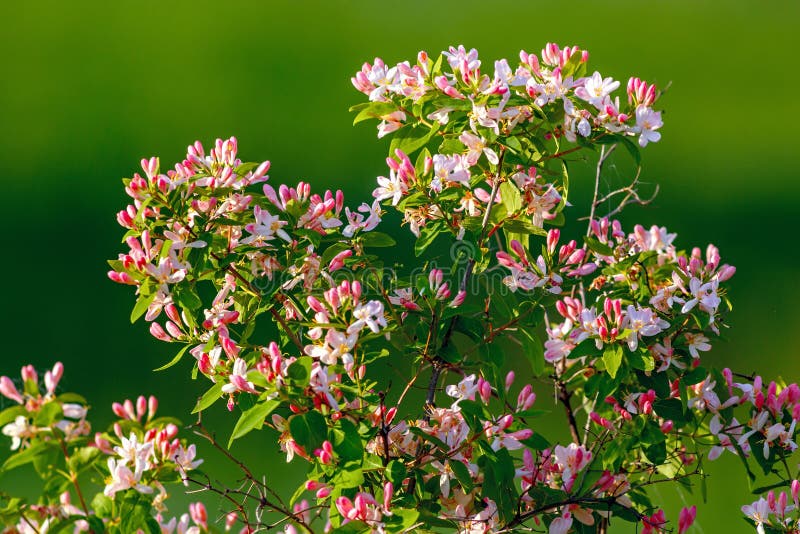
[{"x1": 586, "y1": 144, "x2": 616, "y2": 235}]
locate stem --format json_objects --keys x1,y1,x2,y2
[
  {"x1": 586, "y1": 144, "x2": 616, "y2": 235},
  {"x1": 57, "y1": 437, "x2": 91, "y2": 523},
  {"x1": 557, "y1": 379, "x2": 581, "y2": 444},
  {"x1": 191, "y1": 423, "x2": 315, "y2": 532},
  {"x1": 421, "y1": 170, "x2": 503, "y2": 420}
]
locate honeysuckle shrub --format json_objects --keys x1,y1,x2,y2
[{"x1": 0, "y1": 43, "x2": 797, "y2": 534}]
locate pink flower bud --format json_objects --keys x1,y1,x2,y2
[
  {"x1": 165, "y1": 321, "x2": 183, "y2": 339},
  {"x1": 190, "y1": 502, "x2": 208, "y2": 529},
  {"x1": 329, "y1": 250, "x2": 353, "y2": 272},
  {"x1": 505, "y1": 371, "x2": 515, "y2": 392},
  {"x1": 716, "y1": 265, "x2": 736, "y2": 282},
  {"x1": 498, "y1": 414, "x2": 514, "y2": 430},
  {"x1": 307, "y1": 296, "x2": 325, "y2": 313},
  {"x1": 136, "y1": 396, "x2": 147, "y2": 418},
  {"x1": 165, "y1": 303, "x2": 181, "y2": 324},
  {"x1": 449, "y1": 290, "x2": 466, "y2": 308},
  {"x1": 660, "y1": 420, "x2": 674, "y2": 433},
  {"x1": 149, "y1": 322, "x2": 172, "y2": 342},
  {"x1": 546, "y1": 229, "x2": 560, "y2": 254},
  {"x1": 253, "y1": 161, "x2": 271, "y2": 180},
  {"x1": 220, "y1": 336, "x2": 240, "y2": 359},
  {"x1": 148, "y1": 396, "x2": 158, "y2": 419},
  {"x1": 678, "y1": 505, "x2": 696, "y2": 534},
  {"x1": 198, "y1": 353, "x2": 213, "y2": 375},
  {"x1": 21, "y1": 365, "x2": 37, "y2": 385},
  {"x1": 434, "y1": 75, "x2": 464, "y2": 99},
  {"x1": 478, "y1": 378, "x2": 492, "y2": 404},
  {"x1": 165, "y1": 423, "x2": 179, "y2": 439},
  {"x1": 383, "y1": 481, "x2": 393, "y2": 510},
  {"x1": 123, "y1": 399, "x2": 136, "y2": 420},
  {"x1": 422, "y1": 156, "x2": 433, "y2": 176},
  {"x1": 0, "y1": 377, "x2": 24, "y2": 404},
  {"x1": 383, "y1": 406, "x2": 397, "y2": 425},
  {"x1": 225, "y1": 511, "x2": 238, "y2": 531}
]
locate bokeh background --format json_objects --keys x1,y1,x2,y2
[{"x1": 1, "y1": 1, "x2": 798, "y2": 531}]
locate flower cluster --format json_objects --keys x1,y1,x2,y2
[
  {"x1": 2, "y1": 43, "x2": 793, "y2": 534},
  {"x1": 0, "y1": 364, "x2": 203, "y2": 533}
]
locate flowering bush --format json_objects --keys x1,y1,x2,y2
[{"x1": 1, "y1": 43, "x2": 797, "y2": 533}]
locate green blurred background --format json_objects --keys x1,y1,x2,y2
[{"x1": 1, "y1": 1, "x2": 798, "y2": 531}]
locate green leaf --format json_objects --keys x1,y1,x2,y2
[
  {"x1": 2, "y1": 441, "x2": 48, "y2": 472},
  {"x1": 286, "y1": 356, "x2": 313, "y2": 386},
  {"x1": 228, "y1": 399, "x2": 280, "y2": 447},
  {"x1": 449, "y1": 459, "x2": 474, "y2": 492},
  {"x1": 330, "y1": 466, "x2": 365, "y2": 489},
  {"x1": 644, "y1": 441, "x2": 667, "y2": 465},
  {"x1": 414, "y1": 221, "x2": 444, "y2": 257},
  {"x1": 0, "y1": 406, "x2": 27, "y2": 428},
  {"x1": 502, "y1": 218, "x2": 547, "y2": 236},
  {"x1": 33, "y1": 402, "x2": 62, "y2": 427},
  {"x1": 498, "y1": 181, "x2": 522, "y2": 213},
  {"x1": 653, "y1": 399, "x2": 687, "y2": 423},
  {"x1": 584, "y1": 236, "x2": 614, "y2": 256},
  {"x1": 518, "y1": 328, "x2": 545, "y2": 376},
  {"x1": 439, "y1": 136, "x2": 464, "y2": 155},
  {"x1": 173, "y1": 284, "x2": 203, "y2": 312},
  {"x1": 130, "y1": 283, "x2": 157, "y2": 323},
  {"x1": 67, "y1": 446, "x2": 101, "y2": 474},
  {"x1": 389, "y1": 124, "x2": 438, "y2": 157},
  {"x1": 385, "y1": 459, "x2": 407, "y2": 486},
  {"x1": 153, "y1": 344, "x2": 190, "y2": 372},
  {"x1": 478, "y1": 446, "x2": 518, "y2": 522},
  {"x1": 620, "y1": 136, "x2": 642, "y2": 166},
  {"x1": 192, "y1": 381, "x2": 225, "y2": 414},
  {"x1": 390, "y1": 508, "x2": 420, "y2": 530},
  {"x1": 330, "y1": 520, "x2": 370, "y2": 534},
  {"x1": 352, "y1": 101, "x2": 398, "y2": 125},
  {"x1": 332, "y1": 418, "x2": 363, "y2": 462},
  {"x1": 603, "y1": 345, "x2": 623, "y2": 379},
  {"x1": 289, "y1": 411, "x2": 328, "y2": 452},
  {"x1": 361, "y1": 231, "x2": 396, "y2": 248},
  {"x1": 628, "y1": 349, "x2": 655, "y2": 372},
  {"x1": 520, "y1": 432, "x2": 550, "y2": 451}
]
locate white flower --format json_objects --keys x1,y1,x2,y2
[
  {"x1": 173, "y1": 444, "x2": 203, "y2": 484},
  {"x1": 104, "y1": 457, "x2": 153, "y2": 498},
  {"x1": 684, "y1": 332, "x2": 711, "y2": 359},
  {"x1": 2, "y1": 416, "x2": 34, "y2": 450},
  {"x1": 373, "y1": 170, "x2": 407, "y2": 206},
  {"x1": 433, "y1": 154, "x2": 470, "y2": 185},
  {"x1": 632, "y1": 105, "x2": 662, "y2": 147},
  {"x1": 347, "y1": 301, "x2": 387, "y2": 334},
  {"x1": 576, "y1": 71, "x2": 620, "y2": 108},
  {"x1": 622, "y1": 305, "x2": 670, "y2": 351},
  {"x1": 445, "y1": 374, "x2": 479, "y2": 406},
  {"x1": 114, "y1": 432, "x2": 155, "y2": 469},
  {"x1": 241, "y1": 206, "x2": 290, "y2": 246},
  {"x1": 459, "y1": 132, "x2": 498, "y2": 166}
]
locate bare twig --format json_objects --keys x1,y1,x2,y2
[{"x1": 586, "y1": 144, "x2": 616, "y2": 235}]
